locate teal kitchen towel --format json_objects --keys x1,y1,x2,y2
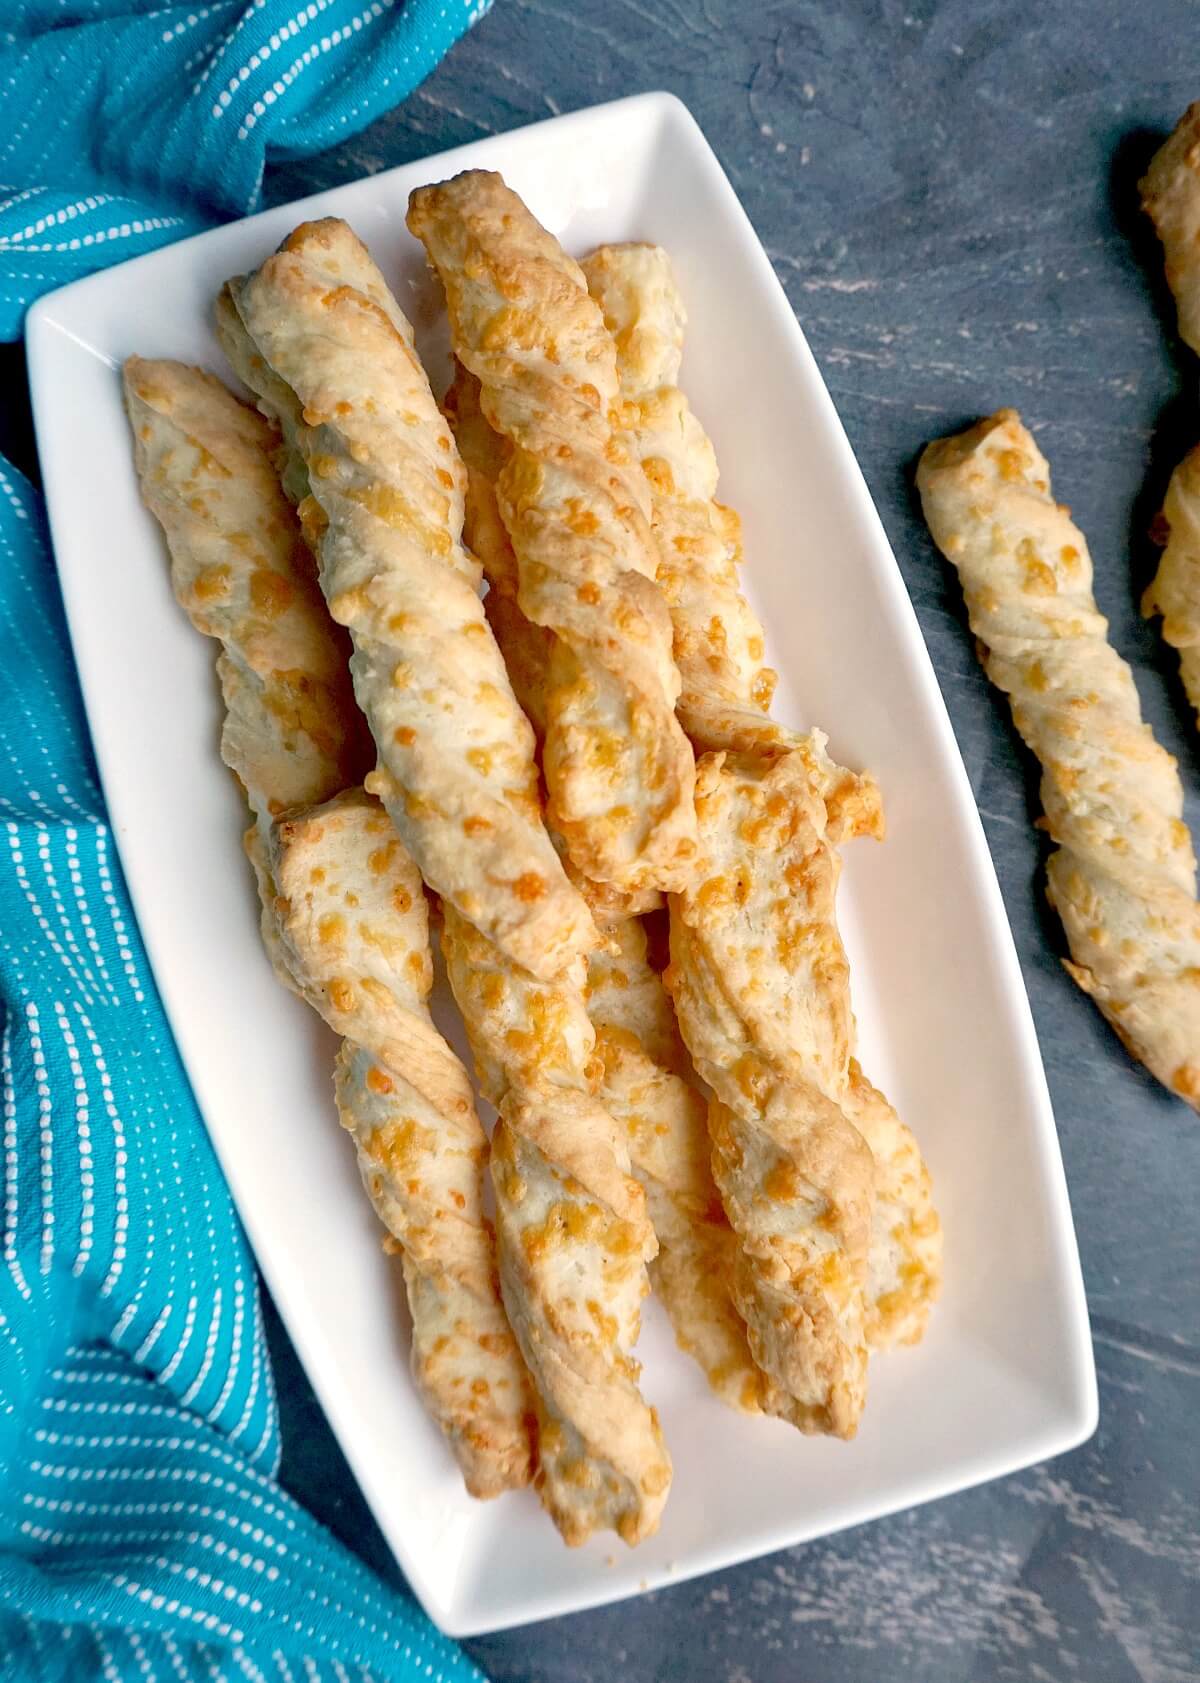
[
  {"x1": 0, "y1": 0, "x2": 489, "y2": 335},
  {"x1": 0, "y1": 1, "x2": 494, "y2": 1678}
]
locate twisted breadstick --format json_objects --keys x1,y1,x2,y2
[
  {"x1": 440, "y1": 906, "x2": 670, "y2": 1545},
  {"x1": 221, "y1": 217, "x2": 595, "y2": 980},
  {"x1": 1141, "y1": 107, "x2": 1200, "y2": 721},
  {"x1": 845, "y1": 1064, "x2": 942, "y2": 1349},
  {"x1": 444, "y1": 357, "x2": 750, "y2": 1401},
  {"x1": 667, "y1": 743, "x2": 877, "y2": 1436},
  {"x1": 919, "y1": 409, "x2": 1200, "y2": 1108},
  {"x1": 443, "y1": 359, "x2": 665, "y2": 931},
  {"x1": 124, "y1": 358, "x2": 533, "y2": 1494},
  {"x1": 586, "y1": 919, "x2": 762, "y2": 1411},
  {"x1": 580, "y1": 243, "x2": 777, "y2": 749},
  {"x1": 123, "y1": 355, "x2": 369, "y2": 824},
  {"x1": 1144, "y1": 447, "x2": 1200, "y2": 723},
  {"x1": 1141, "y1": 103, "x2": 1200, "y2": 356},
  {"x1": 407, "y1": 172, "x2": 698, "y2": 896},
  {"x1": 269, "y1": 794, "x2": 535, "y2": 1495},
  {"x1": 586, "y1": 244, "x2": 941, "y2": 1360},
  {"x1": 434, "y1": 348, "x2": 676, "y2": 1517}
]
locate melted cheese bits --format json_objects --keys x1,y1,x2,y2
[
  {"x1": 221, "y1": 217, "x2": 596, "y2": 979},
  {"x1": 441, "y1": 905, "x2": 671, "y2": 1546},
  {"x1": 1141, "y1": 106, "x2": 1200, "y2": 724},
  {"x1": 919, "y1": 408, "x2": 1200, "y2": 1108},
  {"x1": 408, "y1": 172, "x2": 698, "y2": 896},
  {"x1": 269, "y1": 793, "x2": 535, "y2": 1497}
]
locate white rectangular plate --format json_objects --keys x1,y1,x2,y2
[{"x1": 27, "y1": 92, "x2": 1097, "y2": 1637}]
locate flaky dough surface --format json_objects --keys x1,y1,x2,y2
[
  {"x1": 408, "y1": 173, "x2": 697, "y2": 895},
  {"x1": 1141, "y1": 108, "x2": 1200, "y2": 722},
  {"x1": 222, "y1": 217, "x2": 595, "y2": 979},
  {"x1": 125, "y1": 357, "x2": 533, "y2": 1495},
  {"x1": 919, "y1": 408, "x2": 1200, "y2": 1108},
  {"x1": 441, "y1": 907, "x2": 671, "y2": 1545},
  {"x1": 667, "y1": 745, "x2": 876, "y2": 1436}
]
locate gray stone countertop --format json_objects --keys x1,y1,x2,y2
[
  {"x1": 9, "y1": 1, "x2": 1198, "y2": 1678},
  {"x1": 267, "y1": 4, "x2": 1200, "y2": 1680}
]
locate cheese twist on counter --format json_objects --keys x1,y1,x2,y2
[
  {"x1": 919, "y1": 409, "x2": 1200, "y2": 1109},
  {"x1": 407, "y1": 171, "x2": 698, "y2": 897},
  {"x1": 585, "y1": 244, "x2": 941, "y2": 1356},
  {"x1": 1141, "y1": 103, "x2": 1200, "y2": 357},
  {"x1": 124, "y1": 358, "x2": 533, "y2": 1495},
  {"x1": 440, "y1": 907, "x2": 671, "y2": 1546},
  {"x1": 667, "y1": 743, "x2": 879, "y2": 1436},
  {"x1": 221, "y1": 216, "x2": 596, "y2": 980},
  {"x1": 1141, "y1": 106, "x2": 1200, "y2": 722}
]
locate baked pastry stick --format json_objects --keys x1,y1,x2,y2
[
  {"x1": 585, "y1": 244, "x2": 941, "y2": 1352},
  {"x1": 123, "y1": 358, "x2": 534, "y2": 1494},
  {"x1": 1141, "y1": 103, "x2": 1200, "y2": 356},
  {"x1": 1141, "y1": 109, "x2": 1200, "y2": 722},
  {"x1": 580, "y1": 243, "x2": 778, "y2": 751},
  {"x1": 667, "y1": 743, "x2": 878, "y2": 1437},
  {"x1": 268, "y1": 794, "x2": 535, "y2": 1495},
  {"x1": 440, "y1": 906, "x2": 671, "y2": 1545},
  {"x1": 436, "y1": 349, "x2": 680, "y2": 1507},
  {"x1": 443, "y1": 359, "x2": 664, "y2": 928},
  {"x1": 585, "y1": 919, "x2": 762, "y2": 1412},
  {"x1": 918, "y1": 409, "x2": 1200, "y2": 1108},
  {"x1": 407, "y1": 172, "x2": 698, "y2": 897},
  {"x1": 220, "y1": 217, "x2": 596, "y2": 981},
  {"x1": 123, "y1": 355, "x2": 368, "y2": 825},
  {"x1": 1144, "y1": 448, "x2": 1200, "y2": 725},
  {"x1": 444, "y1": 358, "x2": 758, "y2": 1403}
]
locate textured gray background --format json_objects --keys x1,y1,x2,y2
[{"x1": 9, "y1": 1, "x2": 1200, "y2": 1678}]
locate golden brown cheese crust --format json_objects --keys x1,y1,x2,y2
[
  {"x1": 124, "y1": 358, "x2": 533, "y2": 1496},
  {"x1": 587, "y1": 920, "x2": 762, "y2": 1412},
  {"x1": 445, "y1": 356, "x2": 751, "y2": 1400},
  {"x1": 845, "y1": 1064, "x2": 941, "y2": 1349},
  {"x1": 440, "y1": 904, "x2": 671, "y2": 1546},
  {"x1": 667, "y1": 746, "x2": 875, "y2": 1437},
  {"x1": 269, "y1": 792, "x2": 535, "y2": 1496},
  {"x1": 123, "y1": 356, "x2": 370, "y2": 822},
  {"x1": 1141, "y1": 102, "x2": 1200, "y2": 357},
  {"x1": 445, "y1": 362, "x2": 666, "y2": 928},
  {"x1": 1145, "y1": 445, "x2": 1200, "y2": 724},
  {"x1": 580, "y1": 243, "x2": 778, "y2": 749},
  {"x1": 918, "y1": 409, "x2": 1200, "y2": 1109},
  {"x1": 447, "y1": 300, "x2": 937, "y2": 1384},
  {"x1": 222, "y1": 217, "x2": 596, "y2": 980},
  {"x1": 1140, "y1": 110, "x2": 1200, "y2": 720},
  {"x1": 407, "y1": 172, "x2": 698, "y2": 896}
]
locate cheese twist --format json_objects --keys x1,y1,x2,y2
[
  {"x1": 440, "y1": 907, "x2": 671, "y2": 1546},
  {"x1": 667, "y1": 744, "x2": 877, "y2": 1436},
  {"x1": 124, "y1": 358, "x2": 533, "y2": 1495},
  {"x1": 443, "y1": 358, "x2": 754, "y2": 1404},
  {"x1": 1142, "y1": 106, "x2": 1200, "y2": 722},
  {"x1": 222, "y1": 217, "x2": 596, "y2": 980},
  {"x1": 432, "y1": 352, "x2": 676, "y2": 1523},
  {"x1": 407, "y1": 172, "x2": 698, "y2": 896},
  {"x1": 587, "y1": 244, "x2": 941, "y2": 1364},
  {"x1": 918, "y1": 408, "x2": 1200, "y2": 1108},
  {"x1": 585, "y1": 919, "x2": 762, "y2": 1412},
  {"x1": 580, "y1": 242, "x2": 778, "y2": 748}
]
